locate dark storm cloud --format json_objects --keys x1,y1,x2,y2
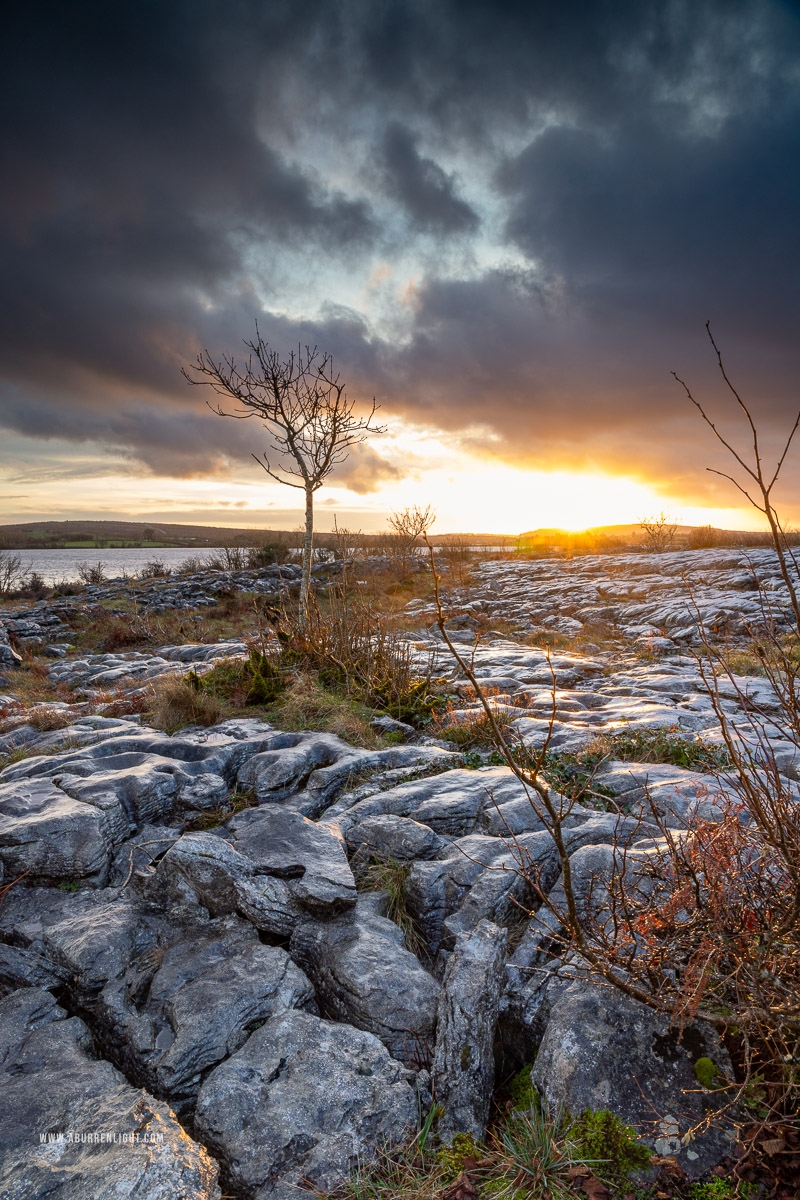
[
  {"x1": 380, "y1": 124, "x2": 479, "y2": 234},
  {"x1": 2, "y1": 0, "x2": 800, "y2": 508}
]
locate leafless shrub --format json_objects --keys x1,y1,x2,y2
[
  {"x1": 0, "y1": 550, "x2": 25, "y2": 597},
  {"x1": 76, "y1": 561, "x2": 108, "y2": 585},
  {"x1": 184, "y1": 329, "x2": 385, "y2": 625},
  {"x1": 389, "y1": 505, "x2": 436, "y2": 557},
  {"x1": 427, "y1": 324, "x2": 800, "y2": 1141},
  {"x1": 638, "y1": 511, "x2": 679, "y2": 553},
  {"x1": 139, "y1": 559, "x2": 171, "y2": 579},
  {"x1": 175, "y1": 555, "x2": 206, "y2": 575}
]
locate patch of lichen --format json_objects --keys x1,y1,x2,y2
[
  {"x1": 436, "y1": 1132, "x2": 483, "y2": 1180},
  {"x1": 567, "y1": 1108, "x2": 651, "y2": 1184}
]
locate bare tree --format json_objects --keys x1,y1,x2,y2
[
  {"x1": 183, "y1": 327, "x2": 385, "y2": 625},
  {"x1": 388, "y1": 504, "x2": 436, "y2": 570},
  {"x1": 638, "y1": 510, "x2": 678, "y2": 553}
]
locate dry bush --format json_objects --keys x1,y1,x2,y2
[
  {"x1": 24, "y1": 705, "x2": 75, "y2": 732},
  {"x1": 0, "y1": 550, "x2": 25, "y2": 597},
  {"x1": 432, "y1": 688, "x2": 519, "y2": 748},
  {"x1": 148, "y1": 674, "x2": 223, "y2": 733},
  {"x1": 638, "y1": 511, "x2": 679, "y2": 553},
  {"x1": 3, "y1": 661, "x2": 69, "y2": 708},
  {"x1": 426, "y1": 338, "x2": 800, "y2": 1150},
  {"x1": 266, "y1": 584, "x2": 443, "y2": 726},
  {"x1": 76, "y1": 561, "x2": 108, "y2": 585}
]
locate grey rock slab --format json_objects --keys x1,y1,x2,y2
[
  {"x1": 154, "y1": 831, "x2": 301, "y2": 937},
  {"x1": 532, "y1": 981, "x2": 736, "y2": 1177},
  {"x1": 440, "y1": 828, "x2": 561, "y2": 950},
  {"x1": 237, "y1": 730, "x2": 454, "y2": 818},
  {"x1": 345, "y1": 813, "x2": 445, "y2": 861},
  {"x1": 178, "y1": 771, "x2": 228, "y2": 810},
  {"x1": 194, "y1": 1009, "x2": 417, "y2": 1200},
  {"x1": 0, "y1": 941, "x2": 71, "y2": 994},
  {"x1": 42, "y1": 894, "x2": 314, "y2": 1106},
  {"x1": 0, "y1": 987, "x2": 221, "y2": 1199},
  {"x1": 227, "y1": 804, "x2": 357, "y2": 915},
  {"x1": 0, "y1": 777, "x2": 112, "y2": 885},
  {"x1": 289, "y1": 896, "x2": 440, "y2": 1066},
  {"x1": 329, "y1": 767, "x2": 510, "y2": 839},
  {"x1": 154, "y1": 805, "x2": 357, "y2": 937},
  {"x1": 405, "y1": 834, "x2": 510, "y2": 956},
  {"x1": 433, "y1": 919, "x2": 507, "y2": 1143},
  {"x1": 0, "y1": 639, "x2": 22, "y2": 669}
]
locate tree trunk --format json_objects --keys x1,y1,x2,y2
[{"x1": 299, "y1": 485, "x2": 314, "y2": 629}]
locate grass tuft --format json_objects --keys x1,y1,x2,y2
[{"x1": 148, "y1": 675, "x2": 223, "y2": 733}]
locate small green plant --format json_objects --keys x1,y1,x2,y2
[
  {"x1": 489, "y1": 1099, "x2": 592, "y2": 1200},
  {"x1": 507, "y1": 1064, "x2": 536, "y2": 1112},
  {"x1": 690, "y1": 1179, "x2": 756, "y2": 1200},
  {"x1": 596, "y1": 726, "x2": 730, "y2": 772},
  {"x1": 58, "y1": 881, "x2": 82, "y2": 893},
  {"x1": 540, "y1": 748, "x2": 618, "y2": 807}
]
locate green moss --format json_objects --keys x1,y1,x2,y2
[
  {"x1": 568, "y1": 1108, "x2": 651, "y2": 1183},
  {"x1": 190, "y1": 649, "x2": 285, "y2": 707},
  {"x1": 690, "y1": 1182, "x2": 734, "y2": 1200},
  {"x1": 694, "y1": 1056, "x2": 721, "y2": 1089},
  {"x1": 436, "y1": 1132, "x2": 482, "y2": 1180},
  {"x1": 244, "y1": 649, "x2": 284, "y2": 705},
  {"x1": 690, "y1": 1180, "x2": 755, "y2": 1200},
  {"x1": 507, "y1": 1064, "x2": 536, "y2": 1111}
]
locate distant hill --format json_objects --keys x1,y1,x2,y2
[
  {"x1": 0, "y1": 519, "x2": 519, "y2": 550},
  {"x1": 517, "y1": 523, "x2": 787, "y2": 551},
  {"x1": 0, "y1": 520, "x2": 281, "y2": 549}
]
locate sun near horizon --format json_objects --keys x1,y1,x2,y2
[{"x1": 0, "y1": 445, "x2": 772, "y2": 537}]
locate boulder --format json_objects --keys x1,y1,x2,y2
[
  {"x1": 532, "y1": 981, "x2": 736, "y2": 1176},
  {"x1": 345, "y1": 813, "x2": 445, "y2": 862},
  {"x1": 0, "y1": 778, "x2": 113, "y2": 885},
  {"x1": 42, "y1": 895, "x2": 314, "y2": 1106},
  {"x1": 155, "y1": 805, "x2": 357, "y2": 936},
  {"x1": 194, "y1": 1009, "x2": 417, "y2": 1200},
  {"x1": 290, "y1": 895, "x2": 440, "y2": 1066}
]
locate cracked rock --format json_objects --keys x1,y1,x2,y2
[{"x1": 194, "y1": 1008, "x2": 417, "y2": 1200}]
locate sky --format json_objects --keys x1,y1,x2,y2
[{"x1": 2, "y1": 0, "x2": 800, "y2": 535}]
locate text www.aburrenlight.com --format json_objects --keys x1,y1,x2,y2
[{"x1": 39, "y1": 1131, "x2": 165, "y2": 1145}]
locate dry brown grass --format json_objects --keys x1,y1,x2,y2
[
  {"x1": 2, "y1": 661, "x2": 70, "y2": 708},
  {"x1": 67, "y1": 591, "x2": 260, "y2": 655},
  {"x1": 147, "y1": 674, "x2": 223, "y2": 734},
  {"x1": 267, "y1": 672, "x2": 383, "y2": 748}
]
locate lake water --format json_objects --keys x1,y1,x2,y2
[
  {"x1": 3, "y1": 543, "x2": 515, "y2": 587},
  {"x1": 5, "y1": 547, "x2": 229, "y2": 585}
]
